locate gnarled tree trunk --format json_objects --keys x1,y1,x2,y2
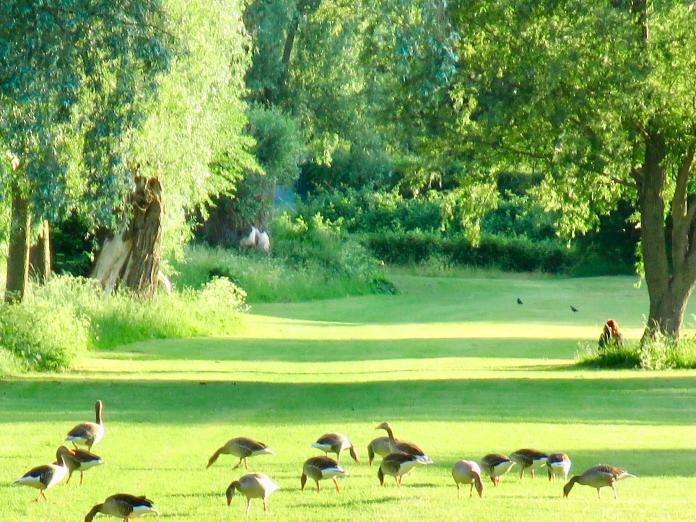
[
  {"x1": 4, "y1": 183, "x2": 31, "y2": 303},
  {"x1": 91, "y1": 176, "x2": 163, "y2": 297}
]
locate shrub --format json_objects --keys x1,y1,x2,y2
[{"x1": 577, "y1": 335, "x2": 696, "y2": 370}]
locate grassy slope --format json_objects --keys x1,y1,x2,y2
[{"x1": 1, "y1": 273, "x2": 695, "y2": 521}]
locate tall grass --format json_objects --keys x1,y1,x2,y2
[
  {"x1": 577, "y1": 334, "x2": 696, "y2": 370},
  {"x1": 0, "y1": 275, "x2": 246, "y2": 373}
]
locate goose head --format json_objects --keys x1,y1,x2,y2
[{"x1": 226, "y1": 481, "x2": 240, "y2": 506}]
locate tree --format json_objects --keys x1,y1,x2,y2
[
  {"x1": 0, "y1": 0, "x2": 171, "y2": 302},
  {"x1": 448, "y1": 0, "x2": 696, "y2": 339}
]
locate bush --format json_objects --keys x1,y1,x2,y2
[{"x1": 364, "y1": 230, "x2": 575, "y2": 273}]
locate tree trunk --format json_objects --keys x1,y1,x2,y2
[
  {"x1": 4, "y1": 184, "x2": 32, "y2": 303},
  {"x1": 30, "y1": 220, "x2": 52, "y2": 283},
  {"x1": 639, "y1": 132, "x2": 696, "y2": 342},
  {"x1": 91, "y1": 176, "x2": 164, "y2": 298}
]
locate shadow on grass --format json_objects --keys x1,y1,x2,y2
[{"x1": 1, "y1": 375, "x2": 695, "y2": 426}]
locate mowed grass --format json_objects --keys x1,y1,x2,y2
[{"x1": 1, "y1": 273, "x2": 696, "y2": 521}]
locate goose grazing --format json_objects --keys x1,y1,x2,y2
[
  {"x1": 60, "y1": 446, "x2": 104, "y2": 485},
  {"x1": 312, "y1": 433, "x2": 359, "y2": 463},
  {"x1": 301, "y1": 456, "x2": 348, "y2": 493},
  {"x1": 66, "y1": 400, "x2": 105, "y2": 451},
  {"x1": 480, "y1": 453, "x2": 515, "y2": 486},
  {"x1": 368, "y1": 422, "x2": 432, "y2": 465},
  {"x1": 510, "y1": 448, "x2": 548, "y2": 478},
  {"x1": 226, "y1": 473, "x2": 280, "y2": 514},
  {"x1": 378, "y1": 453, "x2": 421, "y2": 487},
  {"x1": 207, "y1": 437, "x2": 274, "y2": 470},
  {"x1": 13, "y1": 446, "x2": 69, "y2": 501},
  {"x1": 84, "y1": 494, "x2": 159, "y2": 521},
  {"x1": 546, "y1": 453, "x2": 572, "y2": 481},
  {"x1": 452, "y1": 460, "x2": 484, "y2": 498},
  {"x1": 563, "y1": 464, "x2": 635, "y2": 499}
]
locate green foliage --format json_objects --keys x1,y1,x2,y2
[
  {"x1": 365, "y1": 230, "x2": 575, "y2": 273},
  {"x1": 578, "y1": 335, "x2": 696, "y2": 370}
]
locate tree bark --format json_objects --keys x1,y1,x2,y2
[
  {"x1": 91, "y1": 176, "x2": 164, "y2": 298},
  {"x1": 4, "y1": 184, "x2": 32, "y2": 303},
  {"x1": 29, "y1": 220, "x2": 52, "y2": 283}
]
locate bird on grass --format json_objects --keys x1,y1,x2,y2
[
  {"x1": 207, "y1": 437, "x2": 274, "y2": 470},
  {"x1": 546, "y1": 453, "x2": 572, "y2": 482},
  {"x1": 570, "y1": 305, "x2": 579, "y2": 312},
  {"x1": 368, "y1": 422, "x2": 432, "y2": 465},
  {"x1": 13, "y1": 447, "x2": 69, "y2": 502},
  {"x1": 84, "y1": 494, "x2": 159, "y2": 521},
  {"x1": 517, "y1": 297, "x2": 523, "y2": 305},
  {"x1": 301, "y1": 456, "x2": 348, "y2": 493},
  {"x1": 563, "y1": 464, "x2": 635, "y2": 499},
  {"x1": 59, "y1": 446, "x2": 104, "y2": 485},
  {"x1": 312, "y1": 433, "x2": 359, "y2": 463},
  {"x1": 480, "y1": 453, "x2": 515, "y2": 486},
  {"x1": 66, "y1": 400, "x2": 105, "y2": 451},
  {"x1": 378, "y1": 453, "x2": 421, "y2": 487},
  {"x1": 452, "y1": 460, "x2": 484, "y2": 498},
  {"x1": 226, "y1": 473, "x2": 280, "y2": 514},
  {"x1": 510, "y1": 449, "x2": 548, "y2": 479}
]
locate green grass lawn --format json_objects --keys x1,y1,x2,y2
[{"x1": 1, "y1": 273, "x2": 696, "y2": 521}]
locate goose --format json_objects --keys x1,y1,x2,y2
[
  {"x1": 378, "y1": 453, "x2": 421, "y2": 487},
  {"x1": 452, "y1": 460, "x2": 484, "y2": 498},
  {"x1": 546, "y1": 453, "x2": 572, "y2": 481},
  {"x1": 563, "y1": 464, "x2": 635, "y2": 499},
  {"x1": 13, "y1": 446, "x2": 69, "y2": 501},
  {"x1": 207, "y1": 437, "x2": 274, "y2": 469},
  {"x1": 301, "y1": 456, "x2": 348, "y2": 493},
  {"x1": 312, "y1": 433, "x2": 359, "y2": 463},
  {"x1": 226, "y1": 473, "x2": 280, "y2": 514},
  {"x1": 60, "y1": 446, "x2": 104, "y2": 485},
  {"x1": 480, "y1": 453, "x2": 515, "y2": 486},
  {"x1": 84, "y1": 494, "x2": 159, "y2": 521},
  {"x1": 368, "y1": 422, "x2": 432, "y2": 465},
  {"x1": 66, "y1": 400, "x2": 105, "y2": 451},
  {"x1": 510, "y1": 448, "x2": 548, "y2": 478}
]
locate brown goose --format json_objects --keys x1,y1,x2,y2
[
  {"x1": 301, "y1": 456, "x2": 348, "y2": 493},
  {"x1": 480, "y1": 453, "x2": 515, "y2": 486},
  {"x1": 563, "y1": 464, "x2": 635, "y2": 499},
  {"x1": 13, "y1": 447, "x2": 69, "y2": 501},
  {"x1": 226, "y1": 473, "x2": 280, "y2": 514},
  {"x1": 452, "y1": 460, "x2": 484, "y2": 498},
  {"x1": 207, "y1": 437, "x2": 274, "y2": 469},
  {"x1": 546, "y1": 453, "x2": 572, "y2": 481},
  {"x1": 84, "y1": 494, "x2": 159, "y2": 521},
  {"x1": 56, "y1": 446, "x2": 104, "y2": 485},
  {"x1": 378, "y1": 452, "x2": 420, "y2": 487},
  {"x1": 66, "y1": 400, "x2": 105, "y2": 451},
  {"x1": 312, "y1": 433, "x2": 359, "y2": 463},
  {"x1": 510, "y1": 448, "x2": 548, "y2": 478},
  {"x1": 368, "y1": 422, "x2": 432, "y2": 464}
]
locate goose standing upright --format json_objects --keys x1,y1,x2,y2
[
  {"x1": 452, "y1": 460, "x2": 484, "y2": 498},
  {"x1": 563, "y1": 464, "x2": 635, "y2": 499},
  {"x1": 480, "y1": 454, "x2": 515, "y2": 486},
  {"x1": 510, "y1": 448, "x2": 548, "y2": 478},
  {"x1": 59, "y1": 446, "x2": 104, "y2": 485},
  {"x1": 207, "y1": 437, "x2": 274, "y2": 469},
  {"x1": 546, "y1": 453, "x2": 572, "y2": 481},
  {"x1": 66, "y1": 400, "x2": 105, "y2": 451},
  {"x1": 226, "y1": 473, "x2": 280, "y2": 514},
  {"x1": 301, "y1": 456, "x2": 348, "y2": 493},
  {"x1": 13, "y1": 447, "x2": 69, "y2": 502},
  {"x1": 367, "y1": 422, "x2": 432, "y2": 465},
  {"x1": 84, "y1": 494, "x2": 159, "y2": 521},
  {"x1": 312, "y1": 433, "x2": 359, "y2": 463},
  {"x1": 378, "y1": 453, "x2": 421, "y2": 487}
]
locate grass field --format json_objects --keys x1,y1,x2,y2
[{"x1": 1, "y1": 273, "x2": 696, "y2": 521}]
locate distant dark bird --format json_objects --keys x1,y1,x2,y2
[
  {"x1": 517, "y1": 298, "x2": 523, "y2": 305},
  {"x1": 570, "y1": 305, "x2": 579, "y2": 312}
]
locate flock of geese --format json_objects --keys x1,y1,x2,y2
[{"x1": 13, "y1": 400, "x2": 637, "y2": 519}]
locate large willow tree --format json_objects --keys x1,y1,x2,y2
[{"x1": 449, "y1": 0, "x2": 696, "y2": 339}]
